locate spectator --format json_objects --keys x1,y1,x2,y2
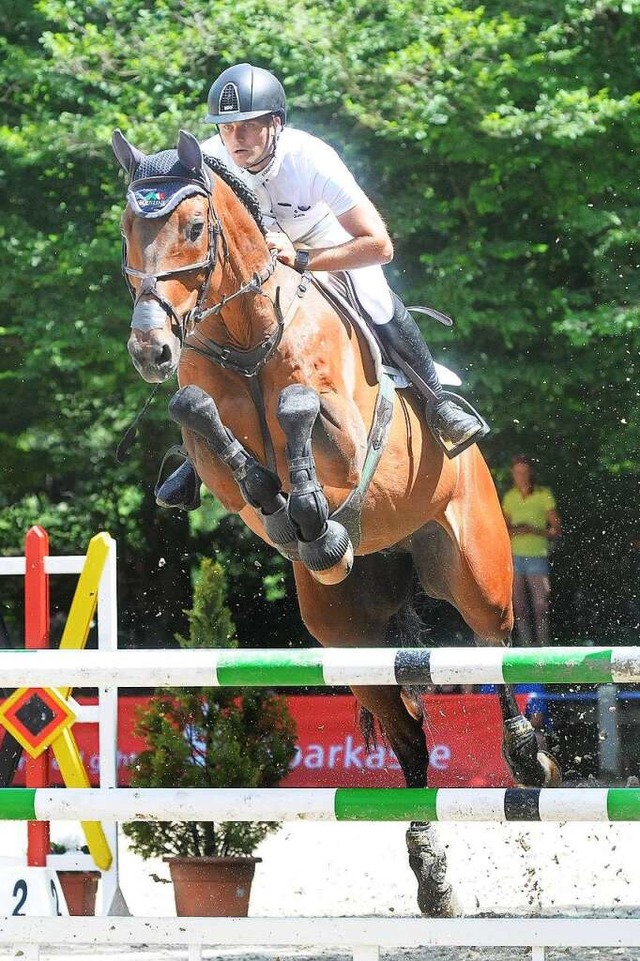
[{"x1": 502, "y1": 456, "x2": 562, "y2": 645}]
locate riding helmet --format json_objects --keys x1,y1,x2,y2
[{"x1": 205, "y1": 63, "x2": 286, "y2": 125}]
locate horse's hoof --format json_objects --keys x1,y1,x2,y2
[
  {"x1": 298, "y1": 521, "x2": 354, "y2": 585},
  {"x1": 502, "y1": 715, "x2": 562, "y2": 787},
  {"x1": 406, "y1": 823, "x2": 461, "y2": 918},
  {"x1": 308, "y1": 542, "x2": 354, "y2": 585},
  {"x1": 414, "y1": 878, "x2": 462, "y2": 918},
  {"x1": 262, "y1": 503, "x2": 299, "y2": 552}
]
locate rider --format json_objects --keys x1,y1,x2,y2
[{"x1": 157, "y1": 63, "x2": 488, "y2": 510}]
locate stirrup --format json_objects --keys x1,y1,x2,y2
[
  {"x1": 154, "y1": 445, "x2": 201, "y2": 511},
  {"x1": 428, "y1": 390, "x2": 490, "y2": 459}
]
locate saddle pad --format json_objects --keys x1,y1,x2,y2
[{"x1": 309, "y1": 272, "x2": 461, "y2": 387}]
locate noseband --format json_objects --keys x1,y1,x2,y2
[{"x1": 122, "y1": 173, "x2": 277, "y2": 349}]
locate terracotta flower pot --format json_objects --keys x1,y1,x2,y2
[
  {"x1": 166, "y1": 856, "x2": 261, "y2": 917},
  {"x1": 57, "y1": 871, "x2": 100, "y2": 916}
]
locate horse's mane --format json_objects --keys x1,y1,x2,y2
[{"x1": 203, "y1": 155, "x2": 265, "y2": 235}]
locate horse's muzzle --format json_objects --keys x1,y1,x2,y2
[{"x1": 128, "y1": 330, "x2": 179, "y2": 383}]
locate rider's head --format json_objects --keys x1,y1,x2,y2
[{"x1": 205, "y1": 63, "x2": 286, "y2": 173}]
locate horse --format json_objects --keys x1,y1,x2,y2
[{"x1": 113, "y1": 128, "x2": 561, "y2": 916}]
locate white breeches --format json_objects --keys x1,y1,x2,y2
[{"x1": 290, "y1": 213, "x2": 395, "y2": 324}]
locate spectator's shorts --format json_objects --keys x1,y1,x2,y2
[{"x1": 513, "y1": 555, "x2": 550, "y2": 576}]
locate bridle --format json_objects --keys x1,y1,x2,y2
[{"x1": 121, "y1": 173, "x2": 279, "y2": 362}]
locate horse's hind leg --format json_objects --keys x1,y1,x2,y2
[
  {"x1": 406, "y1": 512, "x2": 561, "y2": 787},
  {"x1": 497, "y1": 685, "x2": 561, "y2": 786},
  {"x1": 293, "y1": 553, "x2": 458, "y2": 917}
]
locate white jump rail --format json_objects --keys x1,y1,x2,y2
[
  {"x1": 2, "y1": 916, "x2": 640, "y2": 961},
  {"x1": 0, "y1": 644, "x2": 638, "y2": 687}
]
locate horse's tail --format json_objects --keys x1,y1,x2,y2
[{"x1": 358, "y1": 574, "x2": 424, "y2": 750}]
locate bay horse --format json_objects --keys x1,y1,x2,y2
[{"x1": 113, "y1": 129, "x2": 560, "y2": 916}]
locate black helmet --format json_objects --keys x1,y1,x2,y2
[{"x1": 205, "y1": 63, "x2": 286, "y2": 125}]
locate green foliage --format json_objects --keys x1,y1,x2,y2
[
  {"x1": 1, "y1": 0, "x2": 638, "y2": 642},
  {"x1": 122, "y1": 559, "x2": 297, "y2": 858}
]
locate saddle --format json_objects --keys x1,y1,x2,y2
[{"x1": 308, "y1": 271, "x2": 462, "y2": 388}]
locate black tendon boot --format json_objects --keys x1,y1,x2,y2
[
  {"x1": 155, "y1": 456, "x2": 201, "y2": 511},
  {"x1": 373, "y1": 296, "x2": 489, "y2": 458}
]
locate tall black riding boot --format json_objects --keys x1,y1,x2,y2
[
  {"x1": 373, "y1": 296, "x2": 489, "y2": 458},
  {"x1": 155, "y1": 456, "x2": 201, "y2": 511}
]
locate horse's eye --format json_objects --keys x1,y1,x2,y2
[{"x1": 188, "y1": 222, "x2": 204, "y2": 243}]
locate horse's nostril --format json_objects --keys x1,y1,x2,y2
[{"x1": 158, "y1": 344, "x2": 173, "y2": 364}]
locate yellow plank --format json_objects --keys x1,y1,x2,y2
[
  {"x1": 59, "y1": 532, "x2": 111, "y2": 653},
  {"x1": 52, "y1": 730, "x2": 113, "y2": 872},
  {"x1": 59, "y1": 533, "x2": 111, "y2": 701}
]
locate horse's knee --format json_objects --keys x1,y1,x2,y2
[
  {"x1": 169, "y1": 385, "x2": 230, "y2": 455},
  {"x1": 169, "y1": 384, "x2": 202, "y2": 425}
]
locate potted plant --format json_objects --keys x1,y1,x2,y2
[
  {"x1": 49, "y1": 835, "x2": 100, "y2": 916},
  {"x1": 123, "y1": 557, "x2": 297, "y2": 916}
]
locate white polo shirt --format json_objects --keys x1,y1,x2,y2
[{"x1": 200, "y1": 126, "x2": 368, "y2": 243}]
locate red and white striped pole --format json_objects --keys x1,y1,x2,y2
[{"x1": 24, "y1": 525, "x2": 51, "y2": 866}]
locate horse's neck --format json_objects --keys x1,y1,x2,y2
[
  {"x1": 212, "y1": 245, "x2": 274, "y2": 348},
  {"x1": 194, "y1": 210, "x2": 274, "y2": 350}
]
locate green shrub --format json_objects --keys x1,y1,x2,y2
[{"x1": 122, "y1": 558, "x2": 297, "y2": 858}]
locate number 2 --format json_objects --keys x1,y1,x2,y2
[{"x1": 12, "y1": 879, "x2": 27, "y2": 915}]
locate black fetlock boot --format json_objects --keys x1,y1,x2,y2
[
  {"x1": 373, "y1": 296, "x2": 489, "y2": 458},
  {"x1": 155, "y1": 449, "x2": 201, "y2": 511}
]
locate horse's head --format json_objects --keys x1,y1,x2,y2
[{"x1": 113, "y1": 129, "x2": 220, "y2": 383}]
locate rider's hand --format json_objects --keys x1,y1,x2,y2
[{"x1": 265, "y1": 231, "x2": 297, "y2": 267}]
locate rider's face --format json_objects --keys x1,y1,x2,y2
[{"x1": 218, "y1": 115, "x2": 280, "y2": 171}]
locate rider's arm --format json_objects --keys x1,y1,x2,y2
[{"x1": 266, "y1": 198, "x2": 393, "y2": 271}]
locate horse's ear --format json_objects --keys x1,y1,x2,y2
[
  {"x1": 112, "y1": 129, "x2": 145, "y2": 177},
  {"x1": 177, "y1": 129, "x2": 205, "y2": 178}
]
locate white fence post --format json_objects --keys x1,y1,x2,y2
[{"x1": 97, "y1": 535, "x2": 128, "y2": 917}]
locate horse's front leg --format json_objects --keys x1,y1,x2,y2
[
  {"x1": 276, "y1": 384, "x2": 353, "y2": 585},
  {"x1": 169, "y1": 385, "x2": 298, "y2": 551}
]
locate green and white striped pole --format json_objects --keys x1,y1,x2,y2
[
  {"x1": 0, "y1": 646, "x2": 638, "y2": 687},
  {"x1": 0, "y1": 787, "x2": 639, "y2": 823}
]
